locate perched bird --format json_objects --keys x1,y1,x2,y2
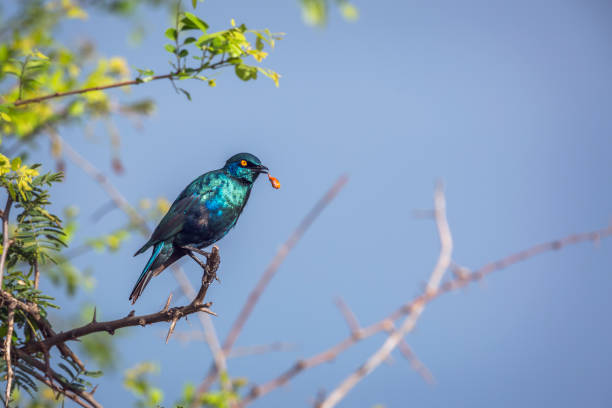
[{"x1": 129, "y1": 153, "x2": 270, "y2": 303}]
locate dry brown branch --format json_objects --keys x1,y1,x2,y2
[
  {"x1": 334, "y1": 297, "x2": 361, "y2": 334},
  {"x1": 12, "y1": 59, "x2": 233, "y2": 107},
  {"x1": 239, "y1": 189, "x2": 611, "y2": 407},
  {"x1": 335, "y1": 297, "x2": 434, "y2": 384},
  {"x1": 227, "y1": 342, "x2": 297, "y2": 358},
  {"x1": 238, "y1": 320, "x2": 394, "y2": 406},
  {"x1": 3, "y1": 302, "x2": 15, "y2": 407},
  {"x1": 20, "y1": 300, "x2": 215, "y2": 354},
  {"x1": 14, "y1": 361, "x2": 94, "y2": 408},
  {"x1": 0, "y1": 289, "x2": 40, "y2": 318},
  {"x1": 33, "y1": 259, "x2": 40, "y2": 290},
  {"x1": 319, "y1": 182, "x2": 453, "y2": 408},
  {"x1": 193, "y1": 174, "x2": 349, "y2": 398},
  {"x1": 13, "y1": 74, "x2": 174, "y2": 107},
  {"x1": 20, "y1": 290, "x2": 216, "y2": 355},
  {"x1": 385, "y1": 321, "x2": 435, "y2": 385},
  {"x1": 15, "y1": 350, "x2": 101, "y2": 408},
  {"x1": 0, "y1": 196, "x2": 13, "y2": 289},
  {"x1": 58, "y1": 136, "x2": 147, "y2": 233}
]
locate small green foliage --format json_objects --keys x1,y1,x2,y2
[
  {"x1": 124, "y1": 362, "x2": 165, "y2": 408},
  {"x1": 176, "y1": 375, "x2": 246, "y2": 408},
  {"x1": 86, "y1": 228, "x2": 130, "y2": 253},
  {"x1": 158, "y1": 9, "x2": 283, "y2": 94},
  {"x1": 235, "y1": 64, "x2": 258, "y2": 82},
  {"x1": 300, "y1": 0, "x2": 359, "y2": 26},
  {"x1": 0, "y1": 1, "x2": 290, "y2": 405}
]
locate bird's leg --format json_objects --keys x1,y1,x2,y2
[
  {"x1": 183, "y1": 246, "x2": 220, "y2": 283},
  {"x1": 186, "y1": 251, "x2": 208, "y2": 270},
  {"x1": 190, "y1": 246, "x2": 221, "y2": 306},
  {"x1": 181, "y1": 245, "x2": 210, "y2": 258}
]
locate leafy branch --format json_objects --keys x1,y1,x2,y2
[{"x1": 8, "y1": 11, "x2": 282, "y2": 108}]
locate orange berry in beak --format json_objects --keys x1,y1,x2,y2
[{"x1": 268, "y1": 174, "x2": 281, "y2": 189}]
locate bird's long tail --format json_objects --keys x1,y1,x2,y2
[{"x1": 129, "y1": 242, "x2": 168, "y2": 304}]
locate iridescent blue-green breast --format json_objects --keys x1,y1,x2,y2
[{"x1": 175, "y1": 171, "x2": 253, "y2": 248}]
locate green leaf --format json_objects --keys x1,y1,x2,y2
[
  {"x1": 183, "y1": 36, "x2": 197, "y2": 45},
  {"x1": 192, "y1": 0, "x2": 197, "y2": 8},
  {"x1": 11, "y1": 157, "x2": 21, "y2": 171},
  {"x1": 176, "y1": 72, "x2": 192, "y2": 80},
  {"x1": 179, "y1": 88, "x2": 192, "y2": 101},
  {"x1": 183, "y1": 12, "x2": 209, "y2": 33},
  {"x1": 136, "y1": 68, "x2": 154, "y2": 76},
  {"x1": 196, "y1": 31, "x2": 226, "y2": 47},
  {"x1": 165, "y1": 28, "x2": 178, "y2": 41},
  {"x1": 178, "y1": 49, "x2": 189, "y2": 58},
  {"x1": 164, "y1": 44, "x2": 176, "y2": 54},
  {"x1": 234, "y1": 64, "x2": 258, "y2": 81},
  {"x1": 84, "y1": 370, "x2": 104, "y2": 378}
]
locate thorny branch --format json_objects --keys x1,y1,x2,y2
[
  {"x1": 2, "y1": 233, "x2": 218, "y2": 408},
  {"x1": 20, "y1": 251, "x2": 218, "y2": 355}
]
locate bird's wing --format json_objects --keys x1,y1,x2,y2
[
  {"x1": 150, "y1": 190, "x2": 213, "y2": 242},
  {"x1": 134, "y1": 170, "x2": 222, "y2": 257}
]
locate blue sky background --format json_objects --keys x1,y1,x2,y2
[{"x1": 26, "y1": 0, "x2": 612, "y2": 406}]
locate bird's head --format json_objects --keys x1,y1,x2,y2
[{"x1": 224, "y1": 153, "x2": 268, "y2": 184}]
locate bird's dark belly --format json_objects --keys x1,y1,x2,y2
[{"x1": 175, "y1": 202, "x2": 241, "y2": 248}]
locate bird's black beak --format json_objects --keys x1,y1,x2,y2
[{"x1": 255, "y1": 165, "x2": 269, "y2": 174}]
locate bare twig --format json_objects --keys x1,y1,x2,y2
[
  {"x1": 58, "y1": 136, "x2": 147, "y2": 233},
  {"x1": 33, "y1": 259, "x2": 40, "y2": 290},
  {"x1": 240, "y1": 191, "x2": 612, "y2": 407},
  {"x1": 334, "y1": 297, "x2": 361, "y2": 334},
  {"x1": 227, "y1": 342, "x2": 297, "y2": 359},
  {"x1": 13, "y1": 74, "x2": 173, "y2": 107},
  {"x1": 194, "y1": 175, "x2": 349, "y2": 398},
  {"x1": 385, "y1": 321, "x2": 435, "y2": 385},
  {"x1": 0, "y1": 196, "x2": 13, "y2": 289},
  {"x1": 13, "y1": 58, "x2": 233, "y2": 107},
  {"x1": 3, "y1": 302, "x2": 15, "y2": 407},
  {"x1": 334, "y1": 297, "x2": 434, "y2": 384},
  {"x1": 320, "y1": 182, "x2": 451, "y2": 407}
]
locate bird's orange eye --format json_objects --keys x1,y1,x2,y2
[{"x1": 240, "y1": 160, "x2": 247, "y2": 167}]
